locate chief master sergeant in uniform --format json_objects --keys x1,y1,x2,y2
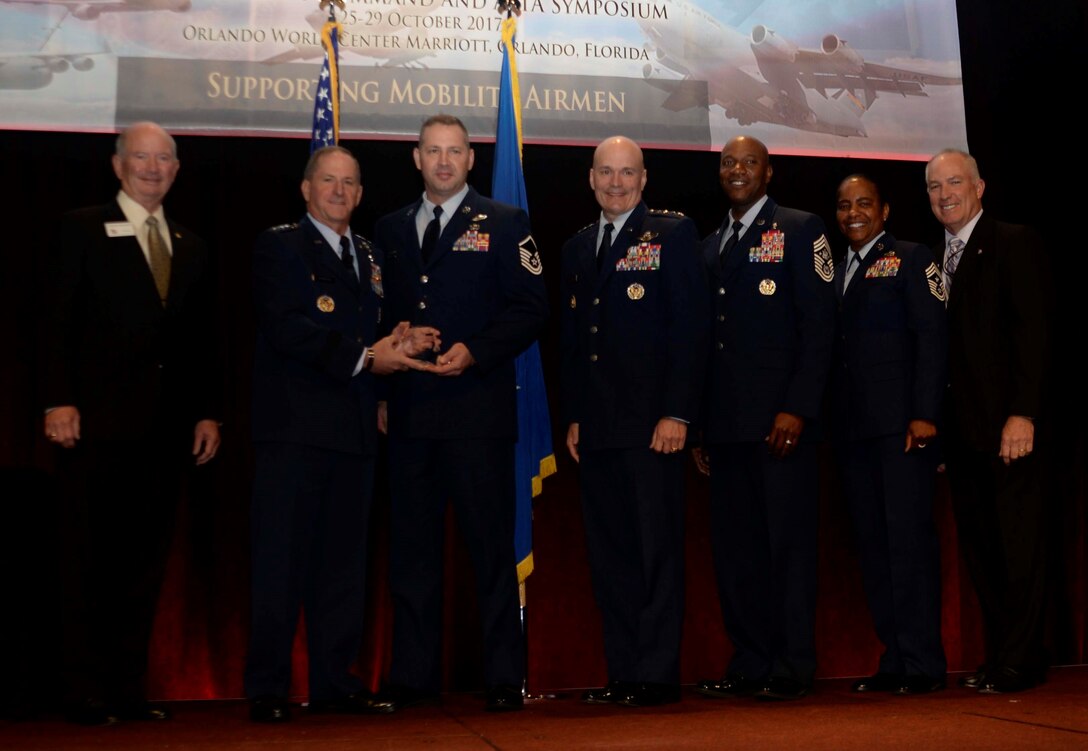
[
  {"x1": 373, "y1": 114, "x2": 548, "y2": 712},
  {"x1": 560, "y1": 136, "x2": 708, "y2": 708},
  {"x1": 246, "y1": 145, "x2": 438, "y2": 723},
  {"x1": 694, "y1": 135, "x2": 836, "y2": 701},
  {"x1": 831, "y1": 174, "x2": 948, "y2": 696}
]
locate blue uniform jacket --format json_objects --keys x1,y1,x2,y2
[
  {"x1": 250, "y1": 216, "x2": 382, "y2": 455},
  {"x1": 831, "y1": 234, "x2": 948, "y2": 442},
  {"x1": 374, "y1": 187, "x2": 548, "y2": 440},
  {"x1": 701, "y1": 198, "x2": 836, "y2": 444},
  {"x1": 560, "y1": 202, "x2": 709, "y2": 452}
]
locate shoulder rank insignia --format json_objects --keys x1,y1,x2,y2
[
  {"x1": 519, "y1": 235, "x2": 543, "y2": 275},
  {"x1": 648, "y1": 208, "x2": 686, "y2": 218},
  {"x1": 925, "y1": 261, "x2": 947, "y2": 302},
  {"x1": 270, "y1": 222, "x2": 298, "y2": 233},
  {"x1": 813, "y1": 234, "x2": 834, "y2": 283}
]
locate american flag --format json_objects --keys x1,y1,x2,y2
[{"x1": 310, "y1": 16, "x2": 342, "y2": 152}]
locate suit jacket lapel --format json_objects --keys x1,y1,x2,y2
[{"x1": 105, "y1": 200, "x2": 165, "y2": 311}]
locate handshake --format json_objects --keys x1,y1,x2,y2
[{"x1": 369, "y1": 322, "x2": 475, "y2": 377}]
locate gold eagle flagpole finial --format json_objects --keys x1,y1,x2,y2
[{"x1": 319, "y1": 0, "x2": 346, "y2": 21}]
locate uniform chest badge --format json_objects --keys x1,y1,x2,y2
[
  {"x1": 627, "y1": 283, "x2": 645, "y2": 300},
  {"x1": 865, "y1": 255, "x2": 901, "y2": 278},
  {"x1": 316, "y1": 295, "x2": 335, "y2": 313},
  {"x1": 453, "y1": 230, "x2": 490, "y2": 252},
  {"x1": 758, "y1": 279, "x2": 777, "y2": 296},
  {"x1": 616, "y1": 242, "x2": 662, "y2": 271},
  {"x1": 369, "y1": 261, "x2": 384, "y2": 297},
  {"x1": 750, "y1": 230, "x2": 785, "y2": 262}
]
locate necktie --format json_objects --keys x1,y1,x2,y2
[
  {"x1": 596, "y1": 222, "x2": 614, "y2": 272},
  {"x1": 843, "y1": 250, "x2": 863, "y2": 294},
  {"x1": 945, "y1": 238, "x2": 965, "y2": 278},
  {"x1": 718, "y1": 220, "x2": 745, "y2": 265},
  {"x1": 145, "y1": 215, "x2": 170, "y2": 306},
  {"x1": 339, "y1": 235, "x2": 356, "y2": 279},
  {"x1": 421, "y1": 205, "x2": 442, "y2": 265}
]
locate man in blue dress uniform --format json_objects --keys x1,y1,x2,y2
[
  {"x1": 374, "y1": 115, "x2": 548, "y2": 712},
  {"x1": 695, "y1": 135, "x2": 836, "y2": 701},
  {"x1": 561, "y1": 136, "x2": 708, "y2": 708}
]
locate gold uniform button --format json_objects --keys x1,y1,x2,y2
[
  {"x1": 589, "y1": 354, "x2": 598, "y2": 362},
  {"x1": 589, "y1": 325, "x2": 598, "y2": 334},
  {"x1": 718, "y1": 287, "x2": 726, "y2": 295},
  {"x1": 718, "y1": 314, "x2": 725, "y2": 322},
  {"x1": 592, "y1": 297, "x2": 600, "y2": 305},
  {"x1": 421, "y1": 275, "x2": 429, "y2": 284},
  {"x1": 717, "y1": 342, "x2": 724, "y2": 350},
  {"x1": 418, "y1": 301, "x2": 427, "y2": 309}
]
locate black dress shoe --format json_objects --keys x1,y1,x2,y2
[
  {"x1": 895, "y1": 675, "x2": 946, "y2": 695},
  {"x1": 484, "y1": 685, "x2": 523, "y2": 712},
  {"x1": 65, "y1": 699, "x2": 120, "y2": 726},
  {"x1": 309, "y1": 691, "x2": 396, "y2": 715},
  {"x1": 377, "y1": 684, "x2": 440, "y2": 711},
  {"x1": 582, "y1": 680, "x2": 636, "y2": 704},
  {"x1": 250, "y1": 696, "x2": 291, "y2": 723},
  {"x1": 977, "y1": 666, "x2": 1040, "y2": 694},
  {"x1": 754, "y1": 676, "x2": 809, "y2": 701},
  {"x1": 618, "y1": 682, "x2": 681, "y2": 708},
  {"x1": 851, "y1": 674, "x2": 903, "y2": 693},
  {"x1": 115, "y1": 702, "x2": 172, "y2": 721},
  {"x1": 957, "y1": 667, "x2": 987, "y2": 689},
  {"x1": 695, "y1": 675, "x2": 758, "y2": 699}
]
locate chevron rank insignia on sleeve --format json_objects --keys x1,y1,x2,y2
[
  {"x1": 519, "y1": 235, "x2": 543, "y2": 275},
  {"x1": 925, "y1": 261, "x2": 947, "y2": 302},
  {"x1": 813, "y1": 234, "x2": 834, "y2": 282}
]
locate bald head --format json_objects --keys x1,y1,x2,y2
[
  {"x1": 590, "y1": 136, "x2": 647, "y2": 221},
  {"x1": 719, "y1": 134, "x2": 772, "y2": 216}
]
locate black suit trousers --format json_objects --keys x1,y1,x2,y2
[
  {"x1": 58, "y1": 434, "x2": 186, "y2": 705},
  {"x1": 946, "y1": 442, "x2": 1048, "y2": 673}
]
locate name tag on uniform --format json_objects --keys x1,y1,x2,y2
[{"x1": 104, "y1": 221, "x2": 135, "y2": 237}]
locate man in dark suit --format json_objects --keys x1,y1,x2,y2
[
  {"x1": 831, "y1": 174, "x2": 948, "y2": 695},
  {"x1": 926, "y1": 149, "x2": 1051, "y2": 693},
  {"x1": 373, "y1": 115, "x2": 548, "y2": 712},
  {"x1": 41, "y1": 122, "x2": 221, "y2": 725},
  {"x1": 245, "y1": 146, "x2": 437, "y2": 723},
  {"x1": 694, "y1": 135, "x2": 836, "y2": 701},
  {"x1": 560, "y1": 136, "x2": 708, "y2": 708}
]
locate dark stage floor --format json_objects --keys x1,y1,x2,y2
[{"x1": 4, "y1": 668, "x2": 1088, "y2": 750}]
